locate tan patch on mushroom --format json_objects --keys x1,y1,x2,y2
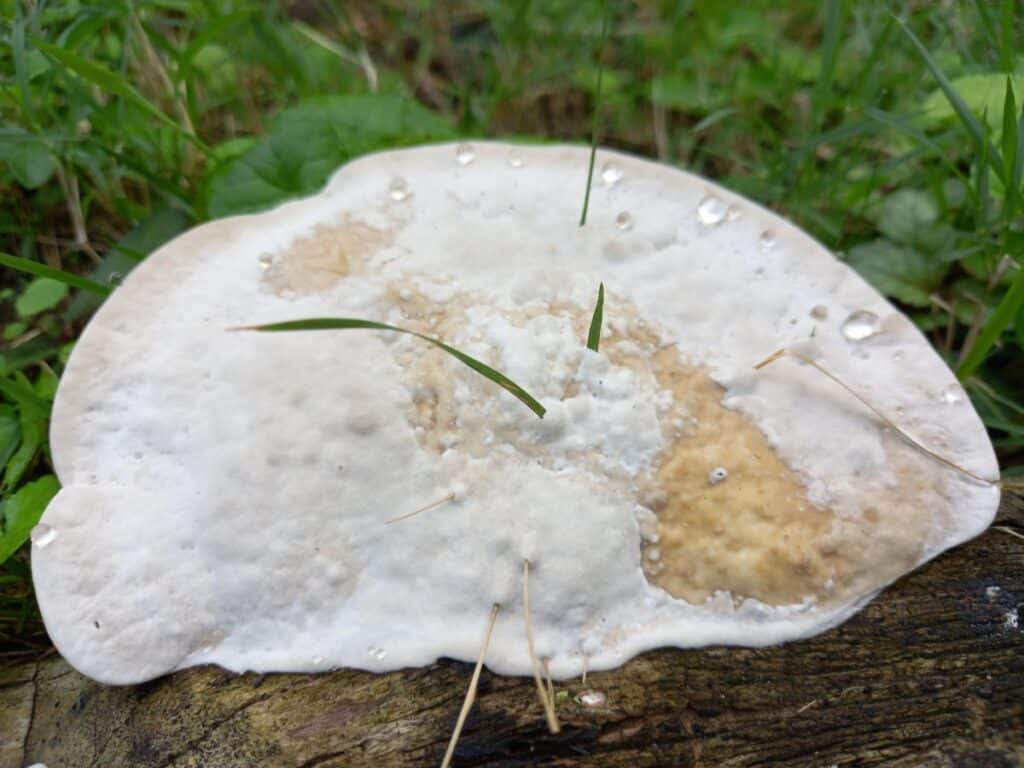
[
  {"x1": 379, "y1": 283, "x2": 929, "y2": 608},
  {"x1": 264, "y1": 216, "x2": 391, "y2": 295}
]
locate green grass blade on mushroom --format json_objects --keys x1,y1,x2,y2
[
  {"x1": 233, "y1": 317, "x2": 546, "y2": 419},
  {"x1": 586, "y1": 282, "x2": 605, "y2": 352}
]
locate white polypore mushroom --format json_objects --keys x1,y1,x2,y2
[{"x1": 33, "y1": 142, "x2": 999, "y2": 687}]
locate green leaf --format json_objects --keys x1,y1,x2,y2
[
  {"x1": 919, "y1": 73, "x2": 1024, "y2": 136},
  {"x1": 875, "y1": 188, "x2": 946, "y2": 250},
  {"x1": 207, "y1": 94, "x2": 455, "y2": 218},
  {"x1": 1002, "y1": 77, "x2": 1019, "y2": 220},
  {"x1": 586, "y1": 283, "x2": 605, "y2": 352},
  {"x1": 15, "y1": 278, "x2": 69, "y2": 318},
  {"x1": 2, "y1": 131, "x2": 55, "y2": 189},
  {"x1": 897, "y1": 17, "x2": 1007, "y2": 184},
  {"x1": 0, "y1": 251, "x2": 111, "y2": 296},
  {"x1": 0, "y1": 475, "x2": 60, "y2": 565},
  {"x1": 66, "y1": 206, "x2": 191, "y2": 322},
  {"x1": 844, "y1": 239, "x2": 947, "y2": 307},
  {"x1": 0, "y1": 373, "x2": 49, "y2": 491},
  {"x1": 31, "y1": 39, "x2": 207, "y2": 153},
  {"x1": 0, "y1": 406, "x2": 20, "y2": 472},
  {"x1": 239, "y1": 317, "x2": 546, "y2": 418},
  {"x1": 958, "y1": 265, "x2": 1024, "y2": 378}
]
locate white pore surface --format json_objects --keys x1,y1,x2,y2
[{"x1": 35, "y1": 142, "x2": 1000, "y2": 685}]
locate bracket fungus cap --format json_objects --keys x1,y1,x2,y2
[{"x1": 34, "y1": 142, "x2": 999, "y2": 685}]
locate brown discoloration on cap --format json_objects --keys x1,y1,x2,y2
[{"x1": 263, "y1": 216, "x2": 392, "y2": 295}]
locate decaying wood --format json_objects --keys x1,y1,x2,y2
[{"x1": 2, "y1": 507, "x2": 1022, "y2": 768}]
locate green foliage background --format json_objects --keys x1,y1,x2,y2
[{"x1": 1, "y1": 0, "x2": 1023, "y2": 653}]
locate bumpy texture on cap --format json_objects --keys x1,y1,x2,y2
[{"x1": 34, "y1": 142, "x2": 1000, "y2": 685}]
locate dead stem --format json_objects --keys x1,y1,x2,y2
[
  {"x1": 755, "y1": 348, "x2": 999, "y2": 486},
  {"x1": 522, "y1": 559, "x2": 560, "y2": 733},
  {"x1": 385, "y1": 491, "x2": 456, "y2": 525},
  {"x1": 440, "y1": 603, "x2": 500, "y2": 768}
]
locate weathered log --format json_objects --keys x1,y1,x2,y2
[{"x1": 2, "y1": 503, "x2": 1022, "y2": 768}]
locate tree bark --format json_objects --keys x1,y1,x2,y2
[{"x1": 2, "y1": 503, "x2": 1022, "y2": 768}]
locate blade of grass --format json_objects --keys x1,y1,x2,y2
[
  {"x1": 236, "y1": 318, "x2": 546, "y2": 418},
  {"x1": 813, "y1": 0, "x2": 843, "y2": 129},
  {"x1": 894, "y1": 14, "x2": 1006, "y2": 185},
  {"x1": 957, "y1": 267, "x2": 1024, "y2": 379},
  {"x1": 32, "y1": 39, "x2": 210, "y2": 154},
  {"x1": 586, "y1": 283, "x2": 604, "y2": 352},
  {"x1": 0, "y1": 251, "x2": 111, "y2": 296},
  {"x1": 1000, "y1": 0, "x2": 1015, "y2": 73},
  {"x1": 1003, "y1": 77, "x2": 1019, "y2": 222},
  {"x1": 579, "y1": 0, "x2": 610, "y2": 228}
]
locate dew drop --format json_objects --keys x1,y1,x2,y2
[
  {"x1": 31, "y1": 523, "x2": 57, "y2": 548},
  {"x1": 506, "y1": 149, "x2": 525, "y2": 168},
  {"x1": 388, "y1": 177, "x2": 411, "y2": 201},
  {"x1": 696, "y1": 195, "x2": 728, "y2": 226},
  {"x1": 941, "y1": 384, "x2": 964, "y2": 405},
  {"x1": 455, "y1": 143, "x2": 476, "y2": 166},
  {"x1": 810, "y1": 305, "x2": 828, "y2": 321},
  {"x1": 600, "y1": 161, "x2": 623, "y2": 186},
  {"x1": 759, "y1": 230, "x2": 777, "y2": 251},
  {"x1": 646, "y1": 547, "x2": 661, "y2": 562},
  {"x1": 615, "y1": 211, "x2": 633, "y2": 230},
  {"x1": 708, "y1": 467, "x2": 729, "y2": 485},
  {"x1": 577, "y1": 690, "x2": 607, "y2": 707},
  {"x1": 257, "y1": 253, "x2": 273, "y2": 270},
  {"x1": 107, "y1": 271, "x2": 124, "y2": 287},
  {"x1": 312, "y1": 655, "x2": 323, "y2": 665},
  {"x1": 841, "y1": 310, "x2": 881, "y2": 341},
  {"x1": 368, "y1": 645, "x2": 388, "y2": 660},
  {"x1": 725, "y1": 203, "x2": 742, "y2": 221}
]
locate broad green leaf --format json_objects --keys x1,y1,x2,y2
[
  {"x1": 586, "y1": 283, "x2": 605, "y2": 352},
  {"x1": 15, "y1": 278, "x2": 69, "y2": 318},
  {"x1": 0, "y1": 251, "x2": 111, "y2": 296},
  {"x1": 66, "y1": 206, "x2": 191, "y2": 322},
  {"x1": 192, "y1": 44, "x2": 239, "y2": 96},
  {"x1": 845, "y1": 239, "x2": 947, "y2": 307},
  {"x1": 874, "y1": 188, "x2": 952, "y2": 253},
  {"x1": 207, "y1": 94, "x2": 455, "y2": 218},
  {"x1": 0, "y1": 475, "x2": 60, "y2": 565},
  {"x1": 0, "y1": 405, "x2": 20, "y2": 472},
  {"x1": 240, "y1": 317, "x2": 546, "y2": 418},
  {"x1": 2, "y1": 131, "x2": 55, "y2": 189},
  {"x1": 920, "y1": 72, "x2": 1024, "y2": 138}
]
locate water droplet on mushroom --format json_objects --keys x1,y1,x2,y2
[
  {"x1": 455, "y1": 143, "x2": 476, "y2": 166},
  {"x1": 841, "y1": 310, "x2": 881, "y2": 341},
  {"x1": 388, "y1": 177, "x2": 411, "y2": 201},
  {"x1": 708, "y1": 467, "x2": 729, "y2": 485},
  {"x1": 941, "y1": 384, "x2": 964, "y2": 405},
  {"x1": 31, "y1": 523, "x2": 57, "y2": 548},
  {"x1": 506, "y1": 149, "x2": 525, "y2": 168},
  {"x1": 759, "y1": 230, "x2": 777, "y2": 251},
  {"x1": 696, "y1": 195, "x2": 728, "y2": 226},
  {"x1": 107, "y1": 271, "x2": 124, "y2": 287},
  {"x1": 312, "y1": 655, "x2": 323, "y2": 665},
  {"x1": 368, "y1": 645, "x2": 387, "y2": 660},
  {"x1": 725, "y1": 203, "x2": 741, "y2": 221},
  {"x1": 601, "y1": 161, "x2": 623, "y2": 186},
  {"x1": 646, "y1": 547, "x2": 661, "y2": 562},
  {"x1": 257, "y1": 253, "x2": 273, "y2": 270},
  {"x1": 615, "y1": 211, "x2": 633, "y2": 230},
  {"x1": 577, "y1": 690, "x2": 606, "y2": 707},
  {"x1": 810, "y1": 305, "x2": 828, "y2": 321}
]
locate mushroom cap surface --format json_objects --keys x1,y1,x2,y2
[{"x1": 34, "y1": 142, "x2": 1000, "y2": 685}]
